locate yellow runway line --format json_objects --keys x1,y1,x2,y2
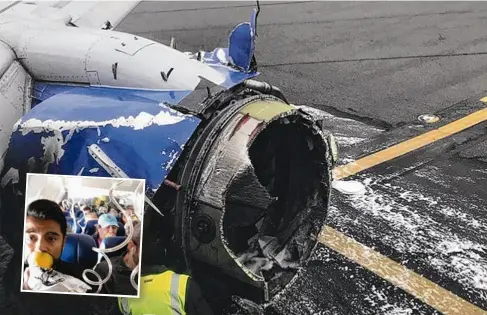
[
  {"x1": 320, "y1": 101, "x2": 487, "y2": 314},
  {"x1": 319, "y1": 226, "x2": 487, "y2": 315},
  {"x1": 333, "y1": 107, "x2": 487, "y2": 180}
]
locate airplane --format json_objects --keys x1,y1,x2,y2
[{"x1": 0, "y1": 0, "x2": 338, "y2": 311}]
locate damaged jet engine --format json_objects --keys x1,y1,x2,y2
[
  {"x1": 0, "y1": 3, "x2": 337, "y2": 311},
  {"x1": 153, "y1": 87, "x2": 335, "y2": 307}
]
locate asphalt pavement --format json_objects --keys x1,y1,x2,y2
[{"x1": 117, "y1": 2, "x2": 487, "y2": 314}]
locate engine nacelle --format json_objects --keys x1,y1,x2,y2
[{"x1": 161, "y1": 95, "x2": 333, "y2": 306}]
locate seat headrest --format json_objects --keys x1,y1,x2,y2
[
  {"x1": 60, "y1": 233, "x2": 98, "y2": 269},
  {"x1": 83, "y1": 220, "x2": 98, "y2": 235},
  {"x1": 98, "y1": 236, "x2": 127, "y2": 263}
]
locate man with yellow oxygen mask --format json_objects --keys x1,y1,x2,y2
[
  {"x1": 110, "y1": 222, "x2": 214, "y2": 315},
  {"x1": 22, "y1": 199, "x2": 92, "y2": 293}
]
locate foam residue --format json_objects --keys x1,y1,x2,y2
[
  {"x1": 334, "y1": 135, "x2": 367, "y2": 146},
  {"x1": 267, "y1": 246, "x2": 429, "y2": 315},
  {"x1": 364, "y1": 285, "x2": 415, "y2": 315},
  {"x1": 338, "y1": 157, "x2": 356, "y2": 165},
  {"x1": 292, "y1": 105, "x2": 384, "y2": 132},
  {"x1": 15, "y1": 110, "x2": 189, "y2": 135},
  {"x1": 41, "y1": 132, "x2": 65, "y2": 164},
  {"x1": 332, "y1": 180, "x2": 366, "y2": 195},
  {"x1": 0, "y1": 167, "x2": 19, "y2": 188},
  {"x1": 330, "y1": 174, "x2": 487, "y2": 296},
  {"x1": 163, "y1": 149, "x2": 179, "y2": 171}
]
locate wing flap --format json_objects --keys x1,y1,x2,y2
[
  {"x1": 0, "y1": 1, "x2": 140, "y2": 29},
  {"x1": 65, "y1": 1, "x2": 140, "y2": 29}
]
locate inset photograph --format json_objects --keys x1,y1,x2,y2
[{"x1": 21, "y1": 173, "x2": 145, "y2": 297}]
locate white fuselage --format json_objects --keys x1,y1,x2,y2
[
  {"x1": 0, "y1": 16, "x2": 226, "y2": 90},
  {"x1": 0, "y1": 16, "x2": 227, "y2": 174}
]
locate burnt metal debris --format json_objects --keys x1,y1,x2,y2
[{"x1": 167, "y1": 94, "x2": 333, "y2": 307}]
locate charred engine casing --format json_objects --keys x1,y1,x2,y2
[{"x1": 163, "y1": 93, "x2": 333, "y2": 305}]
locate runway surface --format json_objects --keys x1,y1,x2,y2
[{"x1": 117, "y1": 2, "x2": 487, "y2": 314}]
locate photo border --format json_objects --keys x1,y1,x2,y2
[{"x1": 20, "y1": 172, "x2": 146, "y2": 299}]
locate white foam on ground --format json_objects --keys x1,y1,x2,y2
[
  {"x1": 364, "y1": 285, "x2": 415, "y2": 315},
  {"x1": 331, "y1": 174, "x2": 487, "y2": 295},
  {"x1": 334, "y1": 135, "x2": 367, "y2": 146},
  {"x1": 332, "y1": 180, "x2": 366, "y2": 195}
]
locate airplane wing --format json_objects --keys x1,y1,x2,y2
[
  {"x1": 0, "y1": 0, "x2": 140, "y2": 29},
  {"x1": 0, "y1": 0, "x2": 141, "y2": 175}
]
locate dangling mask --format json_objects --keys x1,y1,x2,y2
[{"x1": 26, "y1": 252, "x2": 91, "y2": 293}]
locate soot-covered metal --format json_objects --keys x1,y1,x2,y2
[{"x1": 174, "y1": 95, "x2": 333, "y2": 306}]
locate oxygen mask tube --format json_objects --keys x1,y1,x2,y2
[
  {"x1": 75, "y1": 200, "x2": 88, "y2": 231},
  {"x1": 81, "y1": 180, "x2": 139, "y2": 293},
  {"x1": 130, "y1": 264, "x2": 139, "y2": 290},
  {"x1": 114, "y1": 184, "x2": 141, "y2": 291},
  {"x1": 69, "y1": 199, "x2": 77, "y2": 233},
  {"x1": 129, "y1": 180, "x2": 144, "y2": 290},
  {"x1": 63, "y1": 198, "x2": 78, "y2": 233}
]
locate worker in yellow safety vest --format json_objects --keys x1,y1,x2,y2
[{"x1": 117, "y1": 223, "x2": 214, "y2": 315}]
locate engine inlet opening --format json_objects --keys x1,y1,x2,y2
[{"x1": 222, "y1": 111, "x2": 330, "y2": 297}]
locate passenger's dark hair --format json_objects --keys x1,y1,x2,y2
[{"x1": 27, "y1": 199, "x2": 67, "y2": 237}]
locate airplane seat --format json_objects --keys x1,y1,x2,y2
[
  {"x1": 97, "y1": 236, "x2": 127, "y2": 263},
  {"x1": 116, "y1": 216, "x2": 122, "y2": 223},
  {"x1": 83, "y1": 220, "x2": 98, "y2": 235},
  {"x1": 75, "y1": 210, "x2": 83, "y2": 220},
  {"x1": 60, "y1": 233, "x2": 98, "y2": 270},
  {"x1": 117, "y1": 222, "x2": 125, "y2": 236}
]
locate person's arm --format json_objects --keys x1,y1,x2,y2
[{"x1": 185, "y1": 278, "x2": 214, "y2": 315}]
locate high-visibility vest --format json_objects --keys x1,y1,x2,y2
[{"x1": 118, "y1": 270, "x2": 189, "y2": 315}]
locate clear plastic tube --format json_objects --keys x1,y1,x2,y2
[
  {"x1": 81, "y1": 180, "x2": 140, "y2": 293},
  {"x1": 130, "y1": 264, "x2": 139, "y2": 290},
  {"x1": 64, "y1": 198, "x2": 80, "y2": 233}
]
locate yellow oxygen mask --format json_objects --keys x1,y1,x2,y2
[
  {"x1": 105, "y1": 231, "x2": 117, "y2": 238},
  {"x1": 30, "y1": 251, "x2": 54, "y2": 270}
]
